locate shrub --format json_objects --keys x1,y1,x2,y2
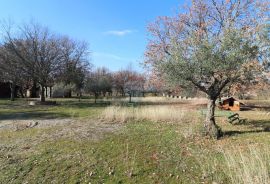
[{"x1": 52, "y1": 83, "x2": 75, "y2": 98}]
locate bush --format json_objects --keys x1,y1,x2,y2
[{"x1": 52, "y1": 83, "x2": 75, "y2": 98}]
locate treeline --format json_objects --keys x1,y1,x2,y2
[
  {"x1": 84, "y1": 67, "x2": 145, "y2": 103},
  {"x1": 0, "y1": 21, "x2": 150, "y2": 102},
  {"x1": 2, "y1": 21, "x2": 266, "y2": 103},
  {"x1": 0, "y1": 21, "x2": 89, "y2": 101},
  {"x1": 50, "y1": 66, "x2": 147, "y2": 103}
]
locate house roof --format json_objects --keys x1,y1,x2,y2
[{"x1": 221, "y1": 96, "x2": 245, "y2": 105}]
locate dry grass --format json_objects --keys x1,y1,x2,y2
[
  {"x1": 189, "y1": 145, "x2": 270, "y2": 184},
  {"x1": 111, "y1": 97, "x2": 178, "y2": 103},
  {"x1": 224, "y1": 146, "x2": 270, "y2": 184},
  {"x1": 101, "y1": 97, "x2": 270, "y2": 184},
  {"x1": 239, "y1": 110, "x2": 270, "y2": 121},
  {"x1": 110, "y1": 96, "x2": 207, "y2": 104},
  {"x1": 1, "y1": 97, "x2": 270, "y2": 183},
  {"x1": 101, "y1": 105, "x2": 200, "y2": 123},
  {"x1": 102, "y1": 96, "x2": 206, "y2": 124}
]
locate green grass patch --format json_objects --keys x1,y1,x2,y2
[
  {"x1": 0, "y1": 121, "x2": 233, "y2": 184},
  {"x1": 0, "y1": 98, "x2": 109, "y2": 120},
  {"x1": 1, "y1": 98, "x2": 270, "y2": 183}
]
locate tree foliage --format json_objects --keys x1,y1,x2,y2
[
  {"x1": 84, "y1": 67, "x2": 112, "y2": 103},
  {"x1": 145, "y1": 0, "x2": 270, "y2": 138}
]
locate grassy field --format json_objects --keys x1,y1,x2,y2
[
  {"x1": 0, "y1": 97, "x2": 269, "y2": 183},
  {"x1": 0, "y1": 98, "x2": 108, "y2": 120}
]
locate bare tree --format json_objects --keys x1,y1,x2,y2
[
  {"x1": 84, "y1": 67, "x2": 112, "y2": 103},
  {"x1": 113, "y1": 70, "x2": 128, "y2": 97},
  {"x1": 57, "y1": 37, "x2": 90, "y2": 99},
  {"x1": 0, "y1": 44, "x2": 25, "y2": 100},
  {"x1": 2, "y1": 22, "x2": 64, "y2": 102},
  {"x1": 126, "y1": 73, "x2": 145, "y2": 102}
]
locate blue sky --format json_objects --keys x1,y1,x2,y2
[{"x1": 0, "y1": 0, "x2": 184, "y2": 71}]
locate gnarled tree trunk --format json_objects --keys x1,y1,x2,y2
[{"x1": 204, "y1": 98, "x2": 222, "y2": 138}]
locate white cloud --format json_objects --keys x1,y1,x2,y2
[
  {"x1": 93, "y1": 52, "x2": 135, "y2": 61},
  {"x1": 103, "y1": 29, "x2": 136, "y2": 36}
]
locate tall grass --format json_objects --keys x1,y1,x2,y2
[
  {"x1": 224, "y1": 146, "x2": 270, "y2": 184},
  {"x1": 101, "y1": 97, "x2": 270, "y2": 184},
  {"x1": 101, "y1": 105, "x2": 200, "y2": 123},
  {"x1": 111, "y1": 97, "x2": 179, "y2": 103},
  {"x1": 110, "y1": 96, "x2": 207, "y2": 104},
  {"x1": 189, "y1": 146, "x2": 270, "y2": 184}
]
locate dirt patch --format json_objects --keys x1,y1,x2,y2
[
  {"x1": 0, "y1": 119, "x2": 74, "y2": 130},
  {"x1": 0, "y1": 119, "x2": 122, "y2": 153}
]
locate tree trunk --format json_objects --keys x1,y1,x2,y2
[
  {"x1": 227, "y1": 85, "x2": 231, "y2": 97},
  {"x1": 10, "y1": 82, "x2": 16, "y2": 101},
  {"x1": 40, "y1": 85, "x2": 46, "y2": 102},
  {"x1": 68, "y1": 90, "x2": 72, "y2": 98},
  {"x1": 49, "y1": 86, "x2": 52, "y2": 98},
  {"x1": 31, "y1": 82, "x2": 38, "y2": 98},
  {"x1": 78, "y1": 90, "x2": 82, "y2": 102},
  {"x1": 129, "y1": 93, "x2": 132, "y2": 103},
  {"x1": 204, "y1": 98, "x2": 222, "y2": 139},
  {"x1": 121, "y1": 89, "x2": 125, "y2": 97},
  {"x1": 217, "y1": 95, "x2": 222, "y2": 107},
  {"x1": 94, "y1": 93, "x2": 97, "y2": 104},
  {"x1": 19, "y1": 88, "x2": 25, "y2": 98},
  {"x1": 45, "y1": 87, "x2": 48, "y2": 97}
]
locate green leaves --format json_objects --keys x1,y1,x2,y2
[{"x1": 146, "y1": 0, "x2": 268, "y2": 99}]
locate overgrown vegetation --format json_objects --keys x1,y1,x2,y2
[{"x1": 0, "y1": 97, "x2": 269, "y2": 183}]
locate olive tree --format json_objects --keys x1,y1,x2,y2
[{"x1": 145, "y1": 0, "x2": 269, "y2": 138}]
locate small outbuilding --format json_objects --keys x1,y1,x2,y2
[{"x1": 219, "y1": 97, "x2": 244, "y2": 111}]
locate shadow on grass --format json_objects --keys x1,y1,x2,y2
[
  {"x1": 60, "y1": 101, "x2": 111, "y2": 108},
  {"x1": 110, "y1": 101, "x2": 202, "y2": 107},
  {"x1": 64, "y1": 100, "x2": 191, "y2": 108},
  {"x1": 0, "y1": 110, "x2": 70, "y2": 120},
  {"x1": 223, "y1": 129, "x2": 270, "y2": 136},
  {"x1": 242, "y1": 105, "x2": 270, "y2": 111},
  {"x1": 0, "y1": 100, "x2": 110, "y2": 120},
  {"x1": 223, "y1": 119, "x2": 270, "y2": 137}
]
